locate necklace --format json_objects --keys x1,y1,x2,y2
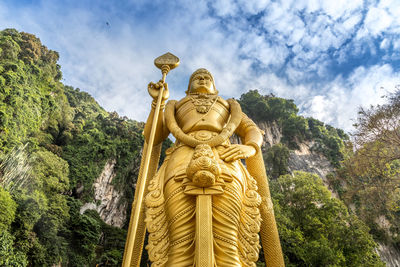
[
  {"x1": 189, "y1": 94, "x2": 218, "y2": 113},
  {"x1": 165, "y1": 98, "x2": 243, "y2": 148}
]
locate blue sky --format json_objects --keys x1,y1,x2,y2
[{"x1": 1, "y1": 0, "x2": 400, "y2": 132}]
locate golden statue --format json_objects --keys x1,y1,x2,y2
[{"x1": 123, "y1": 53, "x2": 284, "y2": 267}]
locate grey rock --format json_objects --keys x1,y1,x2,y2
[{"x1": 80, "y1": 159, "x2": 127, "y2": 228}]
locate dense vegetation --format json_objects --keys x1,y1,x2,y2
[
  {"x1": 0, "y1": 29, "x2": 143, "y2": 266},
  {"x1": 0, "y1": 29, "x2": 395, "y2": 266},
  {"x1": 238, "y1": 91, "x2": 385, "y2": 266},
  {"x1": 335, "y1": 91, "x2": 400, "y2": 252},
  {"x1": 239, "y1": 90, "x2": 348, "y2": 168},
  {"x1": 271, "y1": 172, "x2": 384, "y2": 266}
]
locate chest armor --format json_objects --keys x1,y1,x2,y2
[{"x1": 175, "y1": 95, "x2": 230, "y2": 133}]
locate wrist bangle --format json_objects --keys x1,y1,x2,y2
[
  {"x1": 245, "y1": 141, "x2": 260, "y2": 152},
  {"x1": 152, "y1": 100, "x2": 166, "y2": 109}
]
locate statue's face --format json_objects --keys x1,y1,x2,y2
[{"x1": 189, "y1": 73, "x2": 215, "y2": 94}]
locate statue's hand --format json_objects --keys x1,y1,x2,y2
[
  {"x1": 148, "y1": 80, "x2": 170, "y2": 101},
  {"x1": 219, "y1": 144, "x2": 256, "y2": 162}
]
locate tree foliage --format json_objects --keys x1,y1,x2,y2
[
  {"x1": 0, "y1": 231, "x2": 28, "y2": 266},
  {"x1": 264, "y1": 143, "x2": 290, "y2": 179},
  {"x1": 0, "y1": 29, "x2": 145, "y2": 266},
  {"x1": 238, "y1": 90, "x2": 348, "y2": 166},
  {"x1": 239, "y1": 90, "x2": 298, "y2": 123},
  {"x1": 271, "y1": 171, "x2": 384, "y2": 267},
  {"x1": 0, "y1": 29, "x2": 64, "y2": 156},
  {"x1": 338, "y1": 90, "x2": 400, "y2": 248}
]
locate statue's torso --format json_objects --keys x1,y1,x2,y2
[
  {"x1": 146, "y1": 94, "x2": 264, "y2": 266},
  {"x1": 164, "y1": 94, "x2": 238, "y2": 190},
  {"x1": 174, "y1": 95, "x2": 230, "y2": 133}
]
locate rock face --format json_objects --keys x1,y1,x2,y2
[
  {"x1": 258, "y1": 121, "x2": 282, "y2": 147},
  {"x1": 257, "y1": 121, "x2": 334, "y2": 180},
  {"x1": 374, "y1": 216, "x2": 400, "y2": 266},
  {"x1": 255, "y1": 122, "x2": 400, "y2": 265},
  {"x1": 377, "y1": 243, "x2": 400, "y2": 267},
  {"x1": 80, "y1": 159, "x2": 127, "y2": 228},
  {"x1": 232, "y1": 120, "x2": 334, "y2": 181},
  {"x1": 288, "y1": 142, "x2": 334, "y2": 181}
]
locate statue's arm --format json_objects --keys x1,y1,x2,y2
[
  {"x1": 220, "y1": 106, "x2": 263, "y2": 162},
  {"x1": 239, "y1": 112, "x2": 286, "y2": 266},
  {"x1": 143, "y1": 81, "x2": 170, "y2": 145},
  {"x1": 235, "y1": 112, "x2": 263, "y2": 151}
]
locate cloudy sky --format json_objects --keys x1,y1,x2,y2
[{"x1": 1, "y1": 0, "x2": 400, "y2": 132}]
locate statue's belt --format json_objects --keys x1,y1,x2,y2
[{"x1": 172, "y1": 130, "x2": 231, "y2": 149}]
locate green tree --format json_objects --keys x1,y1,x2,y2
[
  {"x1": 338, "y1": 90, "x2": 400, "y2": 246},
  {"x1": 0, "y1": 231, "x2": 28, "y2": 266},
  {"x1": 238, "y1": 90, "x2": 347, "y2": 162},
  {"x1": 238, "y1": 90, "x2": 270, "y2": 122},
  {"x1": 0, "y1": 186, "x2": 17, "y2": 230},
  {"x1": 0, "y1": 29, "x2": 147, "y2": 266},
  {"x1": 30, "y1": 149, "x2": 70, "y2": 265},
  {"x1": 66, "y1": 199, "x2": 101, "y2": 266},
  {"x1": 264, "y1": 143, "x2": 290, "y2": 179},
  {"x1": 9, "y1": 190, "x2": 48, "y2": 265},
  {"x1": 271, "y1": 171, "x2": 384, "y2": 267},
  {"x1": 0, "y1": 29, "x2": 65, "y2": 155}
]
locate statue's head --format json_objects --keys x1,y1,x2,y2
[{"x1": 186, "y1": 68, "x2": 218, "y2": 95}]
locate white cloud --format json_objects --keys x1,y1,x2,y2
[
  {"x1": 240, "y1": 32, "x2": 289, "y2": 68},
  {"x1": 394, "y1": 39, "x2": 400, "y2": 50},
  {"x1": 308, "y1": 95, "x2": 332, "y2": 122},
  {"x1": 237, "y1": 0, "x2": 270, "y2": 14},
  {"x1": 364, "y1": 7, "x2": 393, "y2": 36},
  {"x1": 301, "y1": 64, "x2": 400, "y2": 132},
  {"x1": 380, "y1": 38, "x2": 390, "y2": 49},
  {"x1": 320, "y1": 0, "x2": 363, "y2": 19},
  {"x1": 0, "y1": 0, "x2": 399, "y2": 133},
  {"x1": 209, "y1": 0, "x2": 238, "y2": 17},
  {"x1": 358, "y1": 0, "x2": 400, "y2": 42},
  {"x1": 341, "y1": 13, "x2": 362, "y2": 31}
]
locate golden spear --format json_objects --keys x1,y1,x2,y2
[{"x1": 122, "y1": 52, "x2": 179, "y2": 267}]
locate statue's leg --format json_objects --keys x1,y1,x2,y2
[
  {"x1": 164, "y1": 177, "x2": 196, "y2": 266},
  {"x1": 212, "y1": 175, "x2": 243, "y2": 266}
]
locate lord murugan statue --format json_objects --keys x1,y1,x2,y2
[{"x1": 122, "y1": 53, "x2": 284, "y2": 267}]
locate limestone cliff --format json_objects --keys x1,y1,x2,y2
[
  {"x1": 287, "y1": 142, "x2": 334, "y2": 181},
  {"x1": 257, "y1": 121, "x2": 334, "y2": 181},
  {"x1": 377, "y1": 243, "x2": 400, "y2": 267},
  {"x1": 80, "y1": 159, "x2": 127, "y2": 228},
  {"x1": 258, "y1": 120, "x2": 282, "y2": 148}
]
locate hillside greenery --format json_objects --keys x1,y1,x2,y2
[
  {"x1": 334, "y1": 90, "x2": 400, "y2": 251},
  {"x1": 0, "y1": 29, "x2": 394, "y2": 266},
  {"x1": 238, "y1": 90, "x2": 348, "y2": 168},
  {"x1": 271, "y1": 171, "x2": 384, "y2": 266},
  {"x1": 239, "y1": 90, "x2": 400, "y2": 262},
  {"x1": 0, "y1": 29, "x2": 143, "y2": 266}
]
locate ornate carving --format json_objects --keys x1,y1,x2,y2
[
  {"x1": 154, "y1": 52, "x2": 180, "y2": 70},
  {"x1": 126, "y1": 67, "x2": 284, "y2": 267},
  {"x1": 189, "y1": 94, "x2": 218, "y2": 113},
  {"x1": 145, "y1": 162, "x2": 169, "y2": 266},
  {"x1": 165, "y1": 98, "x2": 243, "y2": 148},
  {"x1": 186, "y1": 144, "x2": 221, "y2": 188}
]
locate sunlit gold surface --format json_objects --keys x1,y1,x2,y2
[
  {"x1": 196, "y1": 195, "x2": 214, "y2": 266},
  {"x1": 124, "y1": 67, "x2": 284, "y2": 266},
  {"x1": 122, "y1": 52, "x2": 179, "y2": 267}
]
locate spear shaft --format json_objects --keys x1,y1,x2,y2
[
  {"x1": 123, "y1": 53, "x2": 179, "y2": 266},
  {"x1": 123, "y1": 84, "x2": 165, "y2": 267}
]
